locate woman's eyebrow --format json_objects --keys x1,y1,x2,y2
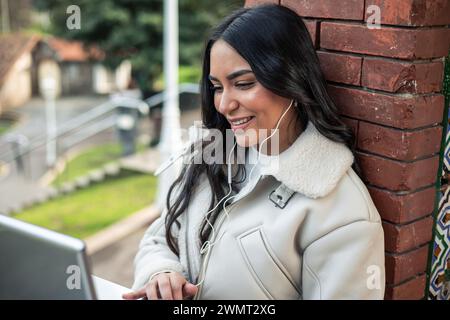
[{"x1": 208, "y1": 69, "x2": 253, "y2": 82}]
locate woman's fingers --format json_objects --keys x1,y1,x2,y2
[
  {"x1": 125, "y1": 272, "x2": 193, "y2": 300},
  {"x1": 122, "y1": 287, "x2": 146, "y2": 300},
  {"x1": 157, "y1": 275, "x2": 174, "y2": 300},
  {"x1": 146, "y1": 280, "x2": 159, "y2": 300},
  {"x1": 182, "y1": 282, "x2": 198, "y2": 299},
  {"x1": 170, "y1": 275, "x2": 184, "y2": 300}
]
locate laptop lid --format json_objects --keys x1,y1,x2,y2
[{"x1": 0, "y1": 214, "x2": 97, "y2": 300}]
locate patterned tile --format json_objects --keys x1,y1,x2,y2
[{"x1": 428, "y1": 53, "x2": 450, "y2": 300}]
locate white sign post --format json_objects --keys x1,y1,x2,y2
[
  {"x1": 41, "y1": 77, "x2": 58, "y2": 168},
  {"x1": 156, "y1": 0, "x2": 183, "y2": 210}
]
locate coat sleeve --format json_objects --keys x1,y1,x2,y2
[
  {"x1": 301, "y1": 220, "x2": 385, "y2": 299},
  {"x1": 131, "y1": 208, "x2": 187, "y2": 291}
]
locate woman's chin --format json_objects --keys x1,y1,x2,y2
[{"x1": 234, "y1": 135, "x2": 258, "y2": 148}]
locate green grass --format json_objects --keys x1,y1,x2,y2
[
  {"x1": 0, "y1": 120, "x2": 13, "y2": 136},
  {"x1": 53, "y1": 143, "x2": 121, "y2": 186},
  {"x1": 15, "y1": 170, "x2": 157, "y2": 239},
  {"x1": 53, "y1": 142, "x2": 147, "y2": 186}
]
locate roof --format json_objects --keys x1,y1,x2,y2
[
  {"x1": 0, "y1": 33, "x2": 40, "y2": 87},
  {"x1": 46, "y1": 37, "x2": 104, "y2": 62},
  {"x1": 0, "y1": 33, "x2": 106, "y2": 87}
]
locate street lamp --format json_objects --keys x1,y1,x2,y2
[
  {"x1": 40, "y1": 76, "x2": 58, "y2": 168},
  {"x1": 156, "y1": 0, "x2": 183, "y2": 210}
]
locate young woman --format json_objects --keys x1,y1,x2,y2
[{"x1": 123, "y1": 4, "x2": 385, "y2": 300}]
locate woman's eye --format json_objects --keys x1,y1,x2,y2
[
  {"x1": 211, "y1": 82, "x2": 254, "y2": 93},
  {"x1": 236, "y1": 82, "x2": 255, "y2": 89}
]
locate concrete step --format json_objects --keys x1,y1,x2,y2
[
  {"x1": 89, "y1": 169, "x2": 105, "y2": 182},
  {"x1": 60, "y1": 181, "x2": 76, "y2": 194},
  {"x1": 104, "y1": 163, "x2": 121, "y2": 176},
  {"x1": 0, "y1": 148, "x2": 161, "y2": 215},
  {"x1": 119, "y1": 148, "x2": 160, "y2": 174},
  {"x1": 75, "y1": 176, "x2": 90, "y2": 188}
]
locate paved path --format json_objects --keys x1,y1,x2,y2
[{"x1": 90, "y1": 226, "x2": 148, "y2": 288}]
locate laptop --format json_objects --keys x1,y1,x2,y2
[{"x1": 0, "y1": 214, "x2": 103, "y2": 299}]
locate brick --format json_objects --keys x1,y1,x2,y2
[
  {"x1": 365, "y1": 0, "x2": 450, "y2": 26},
  {"x1": 368, "y1": 186, "x2": 436, "y2": 224},
  {"x1": 357, "y1": 122, "x2": 442, "y2": 161},
  {"x1": 385, "y1": 274, "x2": 427, "y2": 300},
  {"x1": 245, "y1": 0, "x2": 279, "y2": 7},
  {"x1": 341, "y1": 117, "x2": 359, "y2": 148},
  {"x1": 341, "y1": 117, "x2": 359, "y2": 136},
  {"x1": 282, "y1": 0, "x2": 364, "y2": 20},
  {"x1": 361, "y1": 58, "x2": 444, "y2": 93},
  {"x1": 357, "y1": 153, "x2": 439, "y2": 191},
  {"x1": 303, "y1": 19, "x2": 318, "y2": 48},
  {"x1": 328, "y1": 85, "x2": 444, "y2": 129},
  {"x1": 321, "y1": 22, "x2": 450, "y2": 59},
  {"x1": 318, "y1": 51, "x2": 362, "y2": 86},
  {"x1": 385, "y1": 245, "x2": 429, "y2": 285},
  {"x1": 382, "y1": 216, "x2": 433, "y2": 253}
]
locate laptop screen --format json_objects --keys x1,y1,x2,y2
[{"x1": 0, "y1": 214, "x2": 96, "y2": 299}]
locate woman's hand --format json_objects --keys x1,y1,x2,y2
[{"x1": 122, "y1": 271, "x2": 198, "y2": 300}]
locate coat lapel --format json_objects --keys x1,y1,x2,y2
[{"x1": 248, "y1": 121, "x2": 354, "y2": 199}]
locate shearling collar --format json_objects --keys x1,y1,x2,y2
[{"x1": 248, "y1": 121, "x2": 354, "y2": 199}]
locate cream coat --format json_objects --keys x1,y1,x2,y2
[{"x1": 132, "y1": 122, "x2": 386, "y2": 299}]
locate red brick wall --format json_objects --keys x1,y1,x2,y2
[{"x1": 245, "y1": 0, "x2": 450, "y2": 299}]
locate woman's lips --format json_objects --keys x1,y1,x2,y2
[{"x1": 230, "y1": 116, "x2": 255, "y2": 131}]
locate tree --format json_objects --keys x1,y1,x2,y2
[
  {"x1": 33, "y1": 0, "x2": 243, "y2": 97},
  {"x1": 1, "y1": 0, "x2": 33, "y2": 32}
]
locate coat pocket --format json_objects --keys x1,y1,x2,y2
[{"x1": 237, "y1": 226, "x2": 302, "y2": 300}]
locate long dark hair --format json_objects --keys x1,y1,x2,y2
[{"x1": 164, "y1": 4, "x2": 359, "y2": 256}]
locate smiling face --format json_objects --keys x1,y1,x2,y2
[{"x1": 209, "y1": 39, "x2": 300, "y2": 153}]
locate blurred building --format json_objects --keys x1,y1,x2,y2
[
  {"x1": 0, "y1": 33, "x2": 131, "y2": 114},
  {"x1": 0, "y1": 33, "x2": 38, "y2": 113}
]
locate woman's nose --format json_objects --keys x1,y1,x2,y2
[{"x1": 217, "y1": 91, "x2": 238, "y2": 115}]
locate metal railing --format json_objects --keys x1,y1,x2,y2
[{"x1": 0, "y1": 83, "x2": 200, "y2": 180}]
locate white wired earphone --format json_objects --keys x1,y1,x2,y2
[{"x1": 194, "y1": 99, "x2": 296, "y2": 287}]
